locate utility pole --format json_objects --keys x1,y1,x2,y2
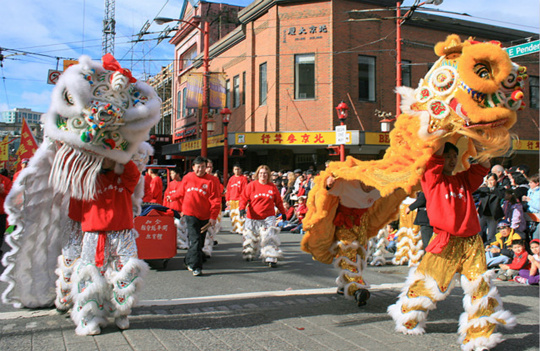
[{"x1": 102, "y1": 0, "x2": 116, "y2": 55}]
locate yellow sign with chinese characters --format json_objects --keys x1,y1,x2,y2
[
  {"x1": 180, "y1": 135, "x2": 224, "y2": 152},
  {"x1": 513, "y1": 139, "x2": 539, "y2": 151},
  {"x1": 234, "y1": 131, "x2": 352, "y2": 146}
]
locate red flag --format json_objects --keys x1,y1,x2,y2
[{"x1": 15, "y1": 118, "x2": 39, "y2": 170}]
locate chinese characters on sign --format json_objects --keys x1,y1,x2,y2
[
  {"x1": 284, "y1": 24, "x2": 328, "y2": 41},
  {"x1": 513, "y1": 139, "x2": 539, "y2": 151},
  {"x1": 234, "y1": 131, "x2": 353, "y2": 146}
]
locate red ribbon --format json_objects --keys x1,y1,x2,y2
[
  {"x1": 95, "y1": 232, "x2": 107, "y2": 267},
  {"x1": 102, "y1": 53, "x2": 137, "y2": 83}
]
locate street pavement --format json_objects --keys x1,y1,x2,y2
[{"x1": 0, "y1": 217, "x2": 538, "y2": 351}]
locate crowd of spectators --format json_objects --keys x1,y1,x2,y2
[{"x1": 474, "y1": 163, "x2": 540, "y2": 285}]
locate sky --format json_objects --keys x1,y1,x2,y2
[{"x1": 0, "y1": 0, "x2": 538, "y2": 117}]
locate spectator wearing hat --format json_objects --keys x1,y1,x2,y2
[
  {"x1": 485, "y1": 219, "x2": 523, "y2": 268},
  {"x1": 514, "y1": 238, "x2": 540, "y2": 285},
  {"x1": 12, "y1": 158, "x2": 29, "y2": 183}
]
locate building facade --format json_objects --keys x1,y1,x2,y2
[
  {"x1": 163, "y1": 0, "x2": 539, "y2": 173},
  {"x1": 1, "y1": 108, "x2": 43, "y2": 124}
]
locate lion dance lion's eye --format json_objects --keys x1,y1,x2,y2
[
  {"x1": 63, "y1": 90, "x2": 75, "y2": 105},
  {"x1": 473, "y1": 63, "x2": 491, "y2": 80}
]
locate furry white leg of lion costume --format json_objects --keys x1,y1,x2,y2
[
  {"x1": 260, "y1": 226, "x2": 283, "y2": 264},
  {"x1": 55, "y1": 218, "x2": 84, "y2": 311}
]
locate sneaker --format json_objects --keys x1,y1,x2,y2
[
  {"x1": 354, "y1": 289, "x2": 370, "y2": 307},
  {"x1": 186, "y1": 265, "x2": 194, "y2": 272},
  {"x1": 115, "y1": 316, "x2": 130, "y2": 330},
  {"x1": 268, "y1": 262, "x2": 277, "y2": 268},
  {"x1": 192, "y1": 269, "x2": 203, "y2": 276},
  {"x1": 514, "y1": 276, "x2": 529, "y2": 285},
  {"x1": 336, "y1": 287, "x2": 344, "y2": 295}
]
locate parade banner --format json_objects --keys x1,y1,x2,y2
[
  {"x1": 0, "y1": 135, "x2": 9, "y2": 162},
  {"x1": 185, "y1": 74, "x2": 203, "y2": 109},
  {"x1": 209, "y1": 73, "x2": 226, "y2": 109},
  {"x1": 185, "y1": 73, "x2": 226, "y2": 109},
  {"x1": 15, "y1": 118, "x2": 39, "y2": 169}
]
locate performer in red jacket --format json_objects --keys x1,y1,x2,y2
[
  {"x1": 388, "y1": 142, "x2": 515, "y2": 351},
  {"x1": 179, "y1": 156, "x2": 221, "y2": 276},
  {"x1": 71, "y1": 159, "x2": 148, "y2": 336},
  {"x1": 239, "y1": 165, "x2": 287, "y2": 267},
  {"x1": 226, "y1": 164, "x2": 248, "y2": 234},
  {"x1": 163, "y1": 166, "x2": 182, "y2": 212}
]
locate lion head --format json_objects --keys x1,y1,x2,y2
[{"x1": 398, "y1": 34, "x2": 527, "y2": 162}]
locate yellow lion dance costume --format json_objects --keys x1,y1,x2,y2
[{"x1": 302, "y1": 35, "x2": 527, "y2": 351}]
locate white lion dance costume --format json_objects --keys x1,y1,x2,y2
[
  {"x1": 1, "y1": 54, "x2": 161, "y2": 336},
  {"x1": 303, "y1": 35, "x2": 525, "y2": 350}
]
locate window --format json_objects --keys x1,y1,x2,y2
[
  {"x1": 182, "y1": 87, "x2": 187, "y2": 117},
  {"x1": 295, "y1": 54, "x2": 315, "y2": 99},
  {"x1": 401, "y1": 60, "x2": 412, "y2": 87},
  {"x1": 242, "y1": 71, "x2": 246, "y2": 105},
  {"x1": 233, "y1": 75, "x2": 240, "y2": 108},
  {"x1": 358, "y1": 56, "x2": 375, "y2": 101},
  {"x1": 259, "y1": 62, "x2": 267, "y2": 106},
  {"x1": 530, "y1": 76, "x2": 539, "y2": 109},
  {"x1": 226, "y1": 79, "x2": 231, "y2": 108},
  {"x1": 180, "y1": 46, "x2": 198, "y2": 71},
  {"x1": 177, "y1": 90, "x2": 182, "y2": 119}
]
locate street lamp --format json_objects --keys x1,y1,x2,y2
[
  {"x1": 335, "y1": 101, "x2": 349, "y2": 162},
  {"x1": 220, "y1": 107, "x2": 232, "y2": 186},
  {"x1": 155, "y1": 17, "x2": 211, "y2": 157},
  {"x1": 396, "y1": 0, "x2": 443, "y2": 116}
]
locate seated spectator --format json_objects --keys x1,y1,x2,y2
[
  {"x1": 522, "y1": 174, "x2": 540, "y2": 213},
  {"x1": 497, "y1": 240, "x2": 530, "y2": 281},
  {"x1": 503, "y1": 189, "x2": 527, "y2": 234},
  {"x1": 290, "y1": 196, "x2": 307, "y2": 233},
  {"x1": 514, "y1": 239, "x2": 540, "y2": 285},
  {"x1": 385, "y1": 221, "x2": 399, "y2": 253},
  {"x1": 485, "y1": 220, "x2": 522, "y2": 268},
  {"x1": 276, "y1": 202, "x2": 295, "y2": 229}
]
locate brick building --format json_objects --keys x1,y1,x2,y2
[{"x1": 163, "y1": 0, "x2": 539, "y2": 174}]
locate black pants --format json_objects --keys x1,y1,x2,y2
[
  {"x1": 0, "y1": 213, "x2": 6, "y2": 252},
  {"x1": 184, "y1": 215, "x2": 209, "y2": 270},
  {"x1": 420, "y1": 225, "x2": 434, "y2": 250}
]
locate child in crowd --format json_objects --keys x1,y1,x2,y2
[
  {"x1": 290, "y1": 196, "x2": 307, "y2": 233},
  {"x1": 514, "y1": 238, "x2": 540, "y2": 285},
  {"x1": 485, "y1": 219, "x2": 523, "y2": 268},
  {"x1": 497, "y1": 240, "x2": 530, "y2": 281},
  {"x1": 385, "y1": 221, "x2": 399, "y2": 253}
]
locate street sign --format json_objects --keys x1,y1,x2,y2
[
  {"x1": 47, "y1": 69, "x2": 61, "y2": 85},
  {"x1": 335, "y1": 125, "x2": 348, "y2": 145},
  {"x1": 504, "y1": 40, "x2": 540, "y2": 58}
]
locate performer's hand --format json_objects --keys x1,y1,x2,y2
[
  {"x1": 239, "y1": 209, "x2": 246, "y2": 217},
  {"x1": 405, "y1": 207, "x2": 411, "y2": 214},
  {"x1": 209, "y1": 219, "x2": 216, "y2": 227},
  {"x1": 499, "y1": 264, "x2": 509, "y2": 270}
]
